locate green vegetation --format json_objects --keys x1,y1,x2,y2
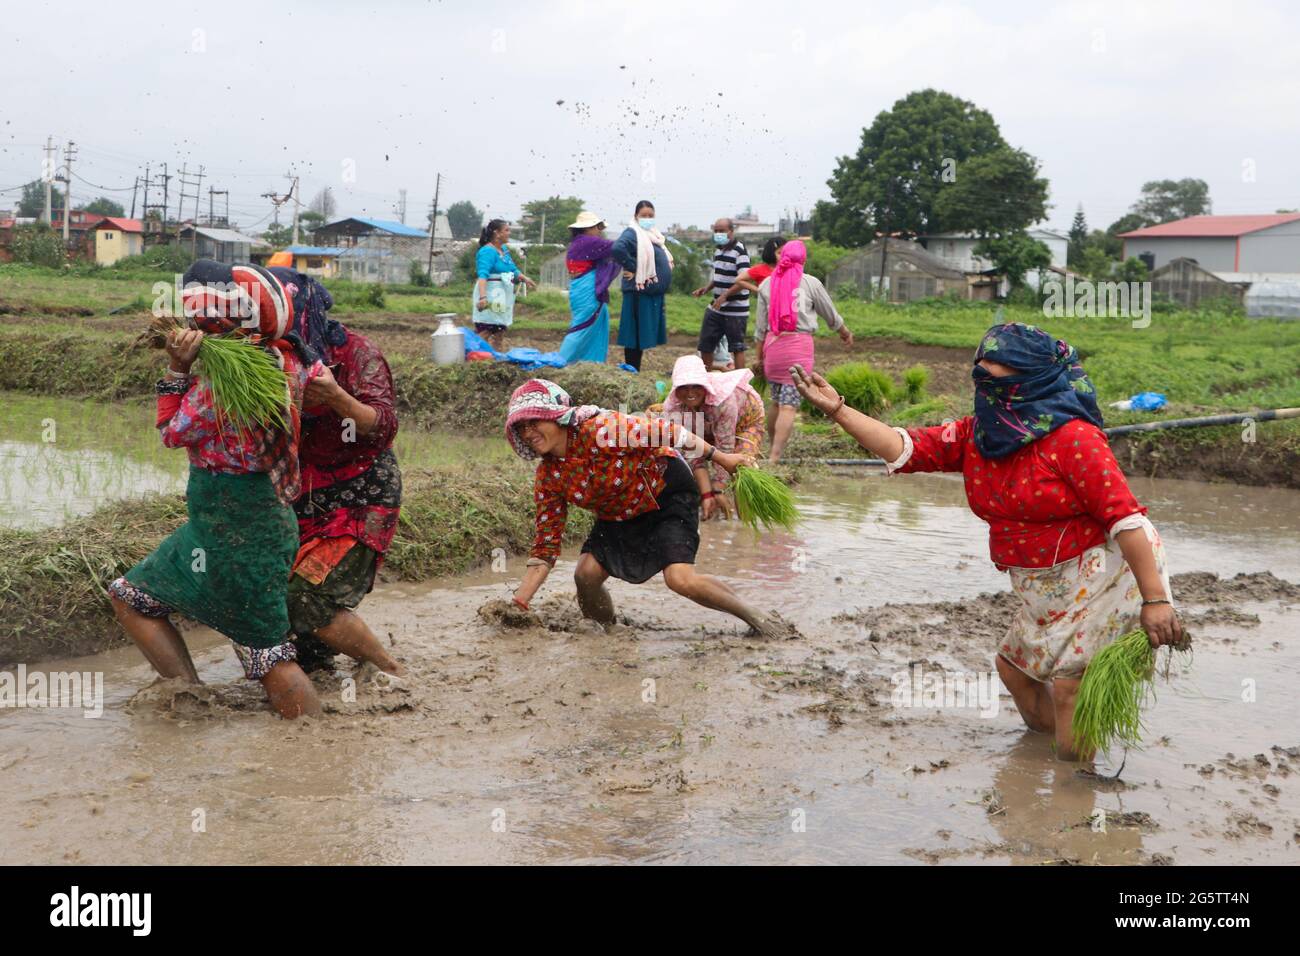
[
  {"x1": 1071, "y1": 629, "x2": 1189, "y2": 756},
  {"x1": 732, "y1": 466, "x2": 800, "y2": 533}
]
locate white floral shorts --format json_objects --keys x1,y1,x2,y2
[{"x1": 999, "y1": 516, "x2": 1170, "y2": 681}]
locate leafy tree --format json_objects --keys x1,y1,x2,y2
[
  {"x1": 16, "y1": 180, "x2": 54, "y2": 219},
  {"x1": 817, "y1": 89, "x2": 1010, "y2": 246},
  {"x1": 519, "y1": 196, "x2": 585, "y2": 243},
  {"x1": 297, "y1": 210, "x2": 325, "y2": 239},
  {"x1": 973, "y1": 233, "x2": 1051, "y2": 290},
  {"x1": 83, "y1": 197, "x2": 125, "y2": 217},
  {"x1": 1077, "y1": 246, "x2": 1117, "y2": 280},
  {"x1": 1130, "y1": 178, "x2": 1210, "y2": 225},
  {"x1": 670, "y1": 241, "x2": 709, "y2": 295},
  {"x1": 446, "y1": 200, "x2": 483, "y2": 240},
  {"x1": 261, "y1": 223, "x2": 294, "y2": 248},
  {"x1": 1068, "y1": 205, "x2": 1088, "y2": 265},
  {"x1": 931, "y1": 147, "x2": 1049, "y2": 237},
  {"x1": 803, "y1": 240, "x2": 852, "y2": 283},
  {"x1": 1116, "y1": 256, "x2": 1150, "y2": 283},
  {"x1": 308, "y1": 187, "x2": 336, "y2": 219}
]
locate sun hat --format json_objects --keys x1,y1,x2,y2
[{"x1": 568, "y1": 211, "x2": 605, "y2": 230}]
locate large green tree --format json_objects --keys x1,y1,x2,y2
[
  {"x1": 83, "y1": 196, "x2": 125, "y2": 217},
  {"x1": 974, "y1": 233, "x2": 1052, "y2": 289},
  {"x1": 1130, "y1": 178, "x2": 1211, "y2": 225},
  {"x1": 446, "y1": 200, "x2": 483, "y2": 240},
  {"x1": 1068, "y1": 205, "x2": 1088, "y2": 265},
  {"x1": 17, "y1": 180, "x2": 50, "y2": 218},
  {"x1": 813, "y1": 89, "x2": 1012, "y2": 246},
  {"x1": 931, "y1": 147, "x2": 1048, "y2": 237},
  {"x1": 519, "y1": 195, "x2": 585, "y2": 243}
]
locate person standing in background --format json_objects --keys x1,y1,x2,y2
[
  {"x1": 693, "y1": 218, "x2": 750, "y2": 371},
  {"x1": 611, "y1": 200, "x2": 673, "y2": 371},
  {"x1": 472, "y1": 218, "x2": 537, "y2": 352}
]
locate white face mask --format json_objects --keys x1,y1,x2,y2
[{"x1": 637, "y1": 218, "x2": 655, "y2": 230}]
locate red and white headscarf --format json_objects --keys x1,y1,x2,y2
[
  {"x1": 181, "y1": 260, "x2": 294, "y2": 340},
  {"x1": 504, "y1": 379, "x2": 601, "y2": 460}
]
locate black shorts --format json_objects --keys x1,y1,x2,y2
[
  {"x1": 580, "y1": 456, "x2": 700, "y2": 584},
  {"x1": 698, "y1": 309, "x2": 748, "y2": 354}
]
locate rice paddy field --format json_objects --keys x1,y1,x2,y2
[{"x1": 2, "y1": 263, "x2": 1299, "y2": 867}]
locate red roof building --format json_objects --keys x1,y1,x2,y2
[{"x1": 1120, "y1": 213, "x2": 1300, "y2": 273}]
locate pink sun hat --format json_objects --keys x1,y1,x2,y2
[{"x1": 504, "y1": 379, "x2": 602, "y2": 459}]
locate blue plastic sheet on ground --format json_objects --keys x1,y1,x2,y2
[
  {"x1": 504, "y1": 347, "x2": 567, "y2": 371},
  {"x1": 617, "y1": 363, "x2": 639, "y2": 373},
  {"x1": 1129, "y1": 391, "x2": 1167, "y2": 412},
  {"x1": 460, "y1": 326, "x2": 505, "y2": 359}
]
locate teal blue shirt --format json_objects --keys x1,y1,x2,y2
[{"x1": 476, "y1": 244, "x2": 519, "y2": 280}]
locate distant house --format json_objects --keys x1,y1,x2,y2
[
  {"x1": 90, "y1": 217, "x2": 144, "y2": 265},
  {"x1": 175, "y1": 225, "x2": 266, "y2": 264},
  {"x1": 280, "y1": 245, "x2": 344, "y2": 278},
  {"x1": 922, "y1": 228, "x2": 1068, "y2": 289},
  {"x1": 1119, "y1": 213, "x2": 1300, "y2": 272},
  {"x1": 1148, "y1": 258, "x2": 1249, "y2": 308},
  {"x1": 313, "y1": 216, "x2": 440, "y2": 284},
  {"x1": 827, "y1": 238, "x2": 967, "y2": 302}
]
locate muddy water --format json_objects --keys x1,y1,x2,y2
[{"x1": 3, "y1": 469, "x2": 1297, "y2": 865}]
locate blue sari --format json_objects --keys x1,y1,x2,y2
[{"x1": 559, "y1": 234, "x2": 620, "y2": 364}]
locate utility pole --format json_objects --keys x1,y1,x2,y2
[
  {"x1": 42, "y1": 136, "x2": 55, "y2": 224},
  {"x1": 60, "y1": 141, "x2": 77, "y2": 244},
  {"x1": 287, "y1": 172, "x2": 300, "y2": 245},
  {"x1": 129, "y1": 176, "x2": 139, "y2": 219},
  {"x1": 425, "y1": 172, "x2": 441, "y2": 279},
  {"x1": 539, "y1": 212, "x2": 546, "y2": 246},
  {"x1": 396, "y1": 188, "x2": 407, "y2": 225}
]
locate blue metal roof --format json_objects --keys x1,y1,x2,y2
[
  {"x1": 285, "y1": 245, "x2": 344, "y2": 256},
  {"x1": 348, "y1": 217, "x2": 428, "y2": 238}
]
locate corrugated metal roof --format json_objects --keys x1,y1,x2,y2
[
  {"x1": 324, "y1": 216, "x2": 428, "y2": 238},
  {"x1": 285, "y1": 245, "x2": 344, "y2": 256},
  {"x1": 1119, "y1": 213, "x2": 1300, "y2": 239},
  {"x1": 187, "y1": 225, "x2": 263, "y2": 245},
  {"x1": 93, "y1": 217, "x2": 143, "y2": 233}
]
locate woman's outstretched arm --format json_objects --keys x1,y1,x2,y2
[{"x1": 791, "y1": 366, "x2": 903, "y2": 461}]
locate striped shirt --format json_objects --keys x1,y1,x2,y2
[{"x1": 709, "y1": 241, "x2": 750, "y2": 317}]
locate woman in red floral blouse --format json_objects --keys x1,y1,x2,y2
[
  {"x1": 793, "y1": 322, "x2": 1184, "y2": 761},
  {"x1": 505, "y1": 379, "x2": 783, "y2": 635}
]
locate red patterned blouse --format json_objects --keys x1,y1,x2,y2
[
  {"x1": 896, "y1": 415, "x2": 1145, "y2": 570},
  {"x1": 531, "y1": 411, "x2": 693, "y2": 563}
]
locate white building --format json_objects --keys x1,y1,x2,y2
[
  {"x1": 1119, "y1": 213, "x2": 1300, "y2": 272},
  {"x1": 922, "y1": 228, "x2": 1068, "y2": 288}
]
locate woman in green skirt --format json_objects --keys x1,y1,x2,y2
[{"x1": 109, "y1": 261, "x2": 322, "y2": 718}]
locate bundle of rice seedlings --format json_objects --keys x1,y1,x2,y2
[
  {"x1": 732, "y1": 465, "x2": 799, "y2": 533},
  {"x1": 145, "y1": 315, "x2": 290, "y2": 432},
  {"x1": 1072, "y1": 629, "x2": 1189, "y2": 756}
]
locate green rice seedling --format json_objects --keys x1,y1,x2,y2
[
  {"x1": 196, "y1": 334, "x2": 290, "y2": 433},
  {"x1": 145, "y1": 316, "x2": 289, "y2": 432},
  {"x1": 1071, "y1": 629, "x2": 1189, "y2": 756},
  {"x1": 902, "y1": 364, "x2": 929, "y2": 404},
  {"x1": 732, "y1": 465, "x2": 799, "y2": 532}
]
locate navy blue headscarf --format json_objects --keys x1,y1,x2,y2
[
  {"x1": 267, "y1": 266, "x2": 346, "y2": 363},
  {"x1": 971, "y1": 322, "x2": 1103, "y2": 459}
]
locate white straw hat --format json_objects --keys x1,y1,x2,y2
[{"x1": 568, "y1": 211, "x2": 605, "y2": 230}]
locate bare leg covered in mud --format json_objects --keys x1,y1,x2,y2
[
  {"x1": 313, "y1": 609, "x2": 406, "y2": 676},
  {"x1": 661, "y1": 563, "x2": 791, "y2": 637},
  {"x1": 574, "y1": 553, "x2": 616, "y2": 625},
  {"x1": 995, "y1": 656, "x2": 1092, "y2": 762},
  {"x1": 110, "y1": 593, "x2": 200, "y2": 683},
  {"x1": 261, "y1": 660, "x2": 322, "y2": 718}
]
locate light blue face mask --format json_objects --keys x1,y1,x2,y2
[
  {"x1": 637, "y1": 218, "x2": 655, "y2": 230},
  {"x1": 713, "y1": 232, "x2": 729, "y2": 246}
]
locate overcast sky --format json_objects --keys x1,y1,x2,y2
[{"x1": 2, "y1": 0, "x2": 1297, "y2": 236}]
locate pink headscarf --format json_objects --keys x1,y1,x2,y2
[{"x1": 767, "y1": 239, "x2": 806, "y2": 334}]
